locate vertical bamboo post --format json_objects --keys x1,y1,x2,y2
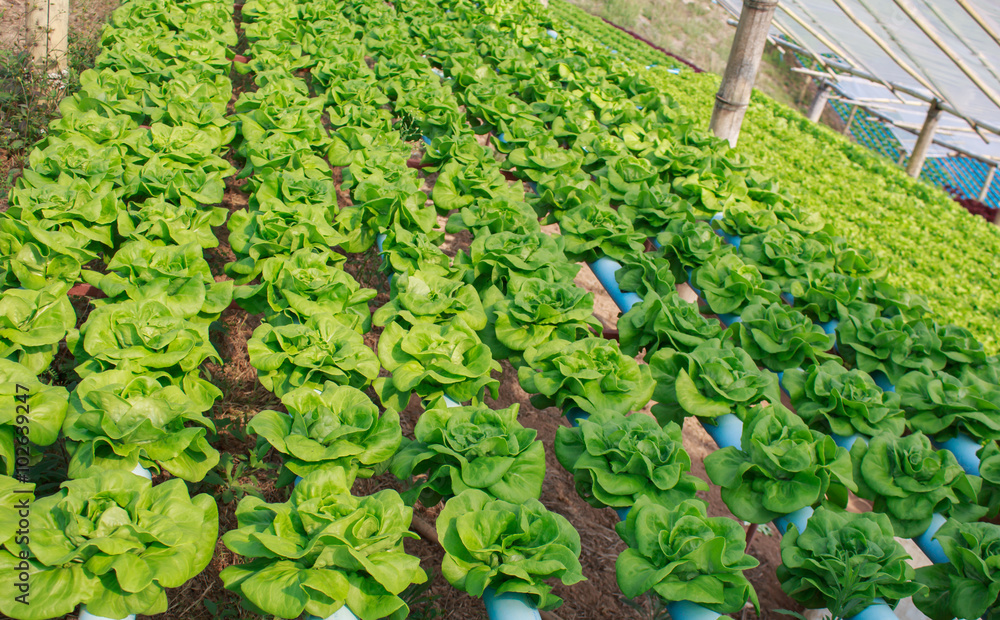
[
  {"x1": 843, "y1": 104, "x2": 858, "y2": 135},
  {"x1": 979, "y1": 165, "x2": 995, "y2": 203},
  {"x1": 26, "y1": 0, "x2": 69, "y2": 73},
  {"x1": 807, "y1": 80, "x2": 832, "y2": 122},
  {"x1": 906, "y1": 99, "x2": 943, "y2": 178},
  {"x1": 709, "y1": 0, "x2": 780, "y2": 148}
]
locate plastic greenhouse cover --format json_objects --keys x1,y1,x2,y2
[{"x1": 717, "y1": 0, "x2": 1000, "y2": 161}]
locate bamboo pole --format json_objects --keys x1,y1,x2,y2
[
  {"x1": 954, "y1": 0, "x2": 1000, "y2": 49},
  {"x1": 772, "y1": 37, "x2": 1000, "y2": 139},
  {"x1": 709, "y1": 0, "x2": 779, "y2": 147},
  {"x1": 892, "y1": 0, "x2": 1000, "y2": 114},
  {"x1": 829, "y1": 0, "x2": 942, "y2": 100},
  {"x1": 843, "y1": 104, "x2": 858, "y2": 134},
  {"x1": 779, "y1": 0, "x2": 901, "y2": 100},
  {"x1": 807, "y1": 80, "x2": 831, "y2": 122},
  {"x1": 907, "y1": 99, "x2": 943, "y2": 178},
  {"x1": 26, "y1": 0, "x2": 69, "y2": 73},
  {"x1": 980, "y1": 165, "x2": 996, "y2": 203}
]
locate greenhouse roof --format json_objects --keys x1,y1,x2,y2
[{"x1": 718, "y1": 0, "x2": 1000, "y2": 162}]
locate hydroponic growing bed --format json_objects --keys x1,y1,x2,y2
[{"x1": 1, "y1": 0, "x2": 1000, "y2": 619}]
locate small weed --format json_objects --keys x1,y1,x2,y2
[
  {"x1": 620, "y1": 593, "x2": 670, "y2": 620},
  {"x1": 201, "y1": 452, "x2": 274, "y2": 504}
]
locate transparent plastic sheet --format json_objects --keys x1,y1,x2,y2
[{"x1": 717, "y1": 0, "x2": 1000, "y2": 161}]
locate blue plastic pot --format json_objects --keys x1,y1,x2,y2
[
  {"x1": 870, "y1": 371, "x2": 895, "y2": 393},
  {"x1": 780, "y1": 292, "x2": 794, "y2": 305},
  {"x1": 483, "y1": 588, "x2": 542, "y2": 620},
  {"x1": 818, "y1": 318, "x2": 839, "y2": 335},
  {"x1": 845, "y1": 600, "x2": 898, "y2": 620},
  {"x1": 716, "y1": 313, "x2": 741, "y2": 327},
  {"x1": 615, "y1": 506, "x2": 631, "y2": 521},
  {"x1": 586, "y1": 257, "x2": 642, "y2": 313},
  {"x1": 79, "y1": 608, "x2": 134, "y2": 620},
  {"x1": 700, "y1": 414, "x2": 743, "y2": 450},
  {"x1": 831, "y1": 433, "x2": 864, "y2": 450},
  {"x1": 773, "y1": 505, "x2": 813, "y2": 535},
  {"x1": 935, "y1": 432, "x2": 982, "y2": 476},
  {"x1": 497, "y1": 132, "x2": 508, "y2": 143},
  {"x1": 914, "y1": 513, "x2": 949, "y2": 564},
  {"x1": 665, "y1": 601, "x2": 726, "y2": 620},
  {"x1": 421, "y1": 135, "x2": 432, "y2": 145},
  {"x1": 565, "y1": 407, "x2": 589, "y2": 427},
  {"x1": 709, "y1": 214, "x2": 741, "y2": 248},
  {"x1": 306, "y1": 606, "x2": 361, "y2": 620}
]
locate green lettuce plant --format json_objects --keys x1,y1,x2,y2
[
  {"x1": 518, "y1": 337, "x2": 654, "y2": 417},
  {"x1": 226, "y1": 202, "x2": 346, "y2": 284},
  {"x1": 64, "y1": 369, "x2": 220, "y2": 481},
  {"x1": 372, "y1": 270, "x2": 486, "y2": 331},
  {"x1": 617, "y1": 291, "x2": 724, "y2": 360},
  {"x1": 913, "y1": 520, "x2": 1000, "y2": 620},
  {"x1": 704, "y1": 403, "x2": 856, "y2": 523},
  {"x1": 777, "y1": 506, "x2": 921, "y2": 617},
  {"x1": 558, "y1": 202, "x2": 646, "y2": 263},
  {"x1": 936, "y1": 323, "x2": 987, "y2": 371},
  {"x1": 690, "y1": 253, "x2": 780, "y2": 316},
  {"x1": 554, "y1": 411, "x2": 706, "y2": 509},
  {"x1": 445, "y1": 197, "x2": 542, "y2": 236},
  {"x1": 649, "y1": 338, "x2": 780, "y2": 426},
  {"x1": 788, "y1": 270, "x2": 864, "y2": 323},
  {"x1": 738, "y1": 228, "x2": 834, "y2": 289},
  {"x1": 897, "y1": 370, "x2": 1000, "y2": 442},
  {"x1": 618, "y1": 189, "x2": 692, "y2": 237},
  {"x1": 0, "y1": 217, "x2": 89, "y2": 290},
  {"x1": 235, "y1": 248, "x2": 375, "y2": 331},
  {"x1": 118, "y1": 195, "x2": 227, "y2": 248},
  {"x1": 379, "y1": 227, "x2": 460, "y2": 280},
  {"x1": 0, "y1": 471, "x2": 217, "y2": 620},
  {"x1": 8, "y1": 173, "x2": 119, "y2": 252},
  {"x1": 247, "y1": 315, "x2": 379, "y2": 397},
  {"x1": 436, "y1": 489, "x2": 585, "y2": 610},
  {"x1": 459, "y1": 231, "x2": 579, "y2": 293},
  {"x1": 0, "y1": 360, "x2": 67, "y2": 474},
  {"x1": 728, "y1": 301, "x2": 836, "y2": 371},
  {"x1": 69, "y1": 298, "x2": 219, "y2": 378},
  {"x1": 782, "y1": 361, "x2": 906, "y2": 437},
  {"x1": 376, "y1": 320, "x2": 500, "y2": 409},
  {"x1": 860, "y1": 279, "x2": 931, "y2": 322},
  {"x1": 654, "y1": 219, "x2": 732, "y2": 281},
  {"x1": 83, "y1": 239, "x2": 234, "y2": 322},
  {"x1": 835, "y1": 304, "x2": 946, "y2": 384},
  {"x1": 615, "y1": 496, "x2": 759, "y2": 613},
  {"x1": 614, "y1": 251, "x2": 677, "y2": 298},
  {"x1": 0, "y1": 281, "x2": 76, "y2": 375},
  {"x1": 482, "y1": 278, "x2": 601, "y2": 361},
  {"x1": 851, "y1": 432, "x2": 984, "y2": 537},
  {"x1": 979, "y1": 440, "x2": 1000, "y2": 518},
  {"x1": 249, "y1": 384, "x2": 400, "y2": 484},
  {"x1": 221, "y1": 468, "x2": 426, "y2": 620},
  {"x1": 391, "y1": 402, "x2": 544, "y2": 505}
]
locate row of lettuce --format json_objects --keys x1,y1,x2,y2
[
  {"x1": 0, "y1": 0, "x2": 242, "y2": 617},
  {"x1": 572, "y1": 3, "x2": 1000, "y2": 356},
  {"x1": 2, "y1": 0, "x2": 998, "y2": 618},
  {"x1": 388, "y1": 0, "x2": 1000, "y2": 618}
]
